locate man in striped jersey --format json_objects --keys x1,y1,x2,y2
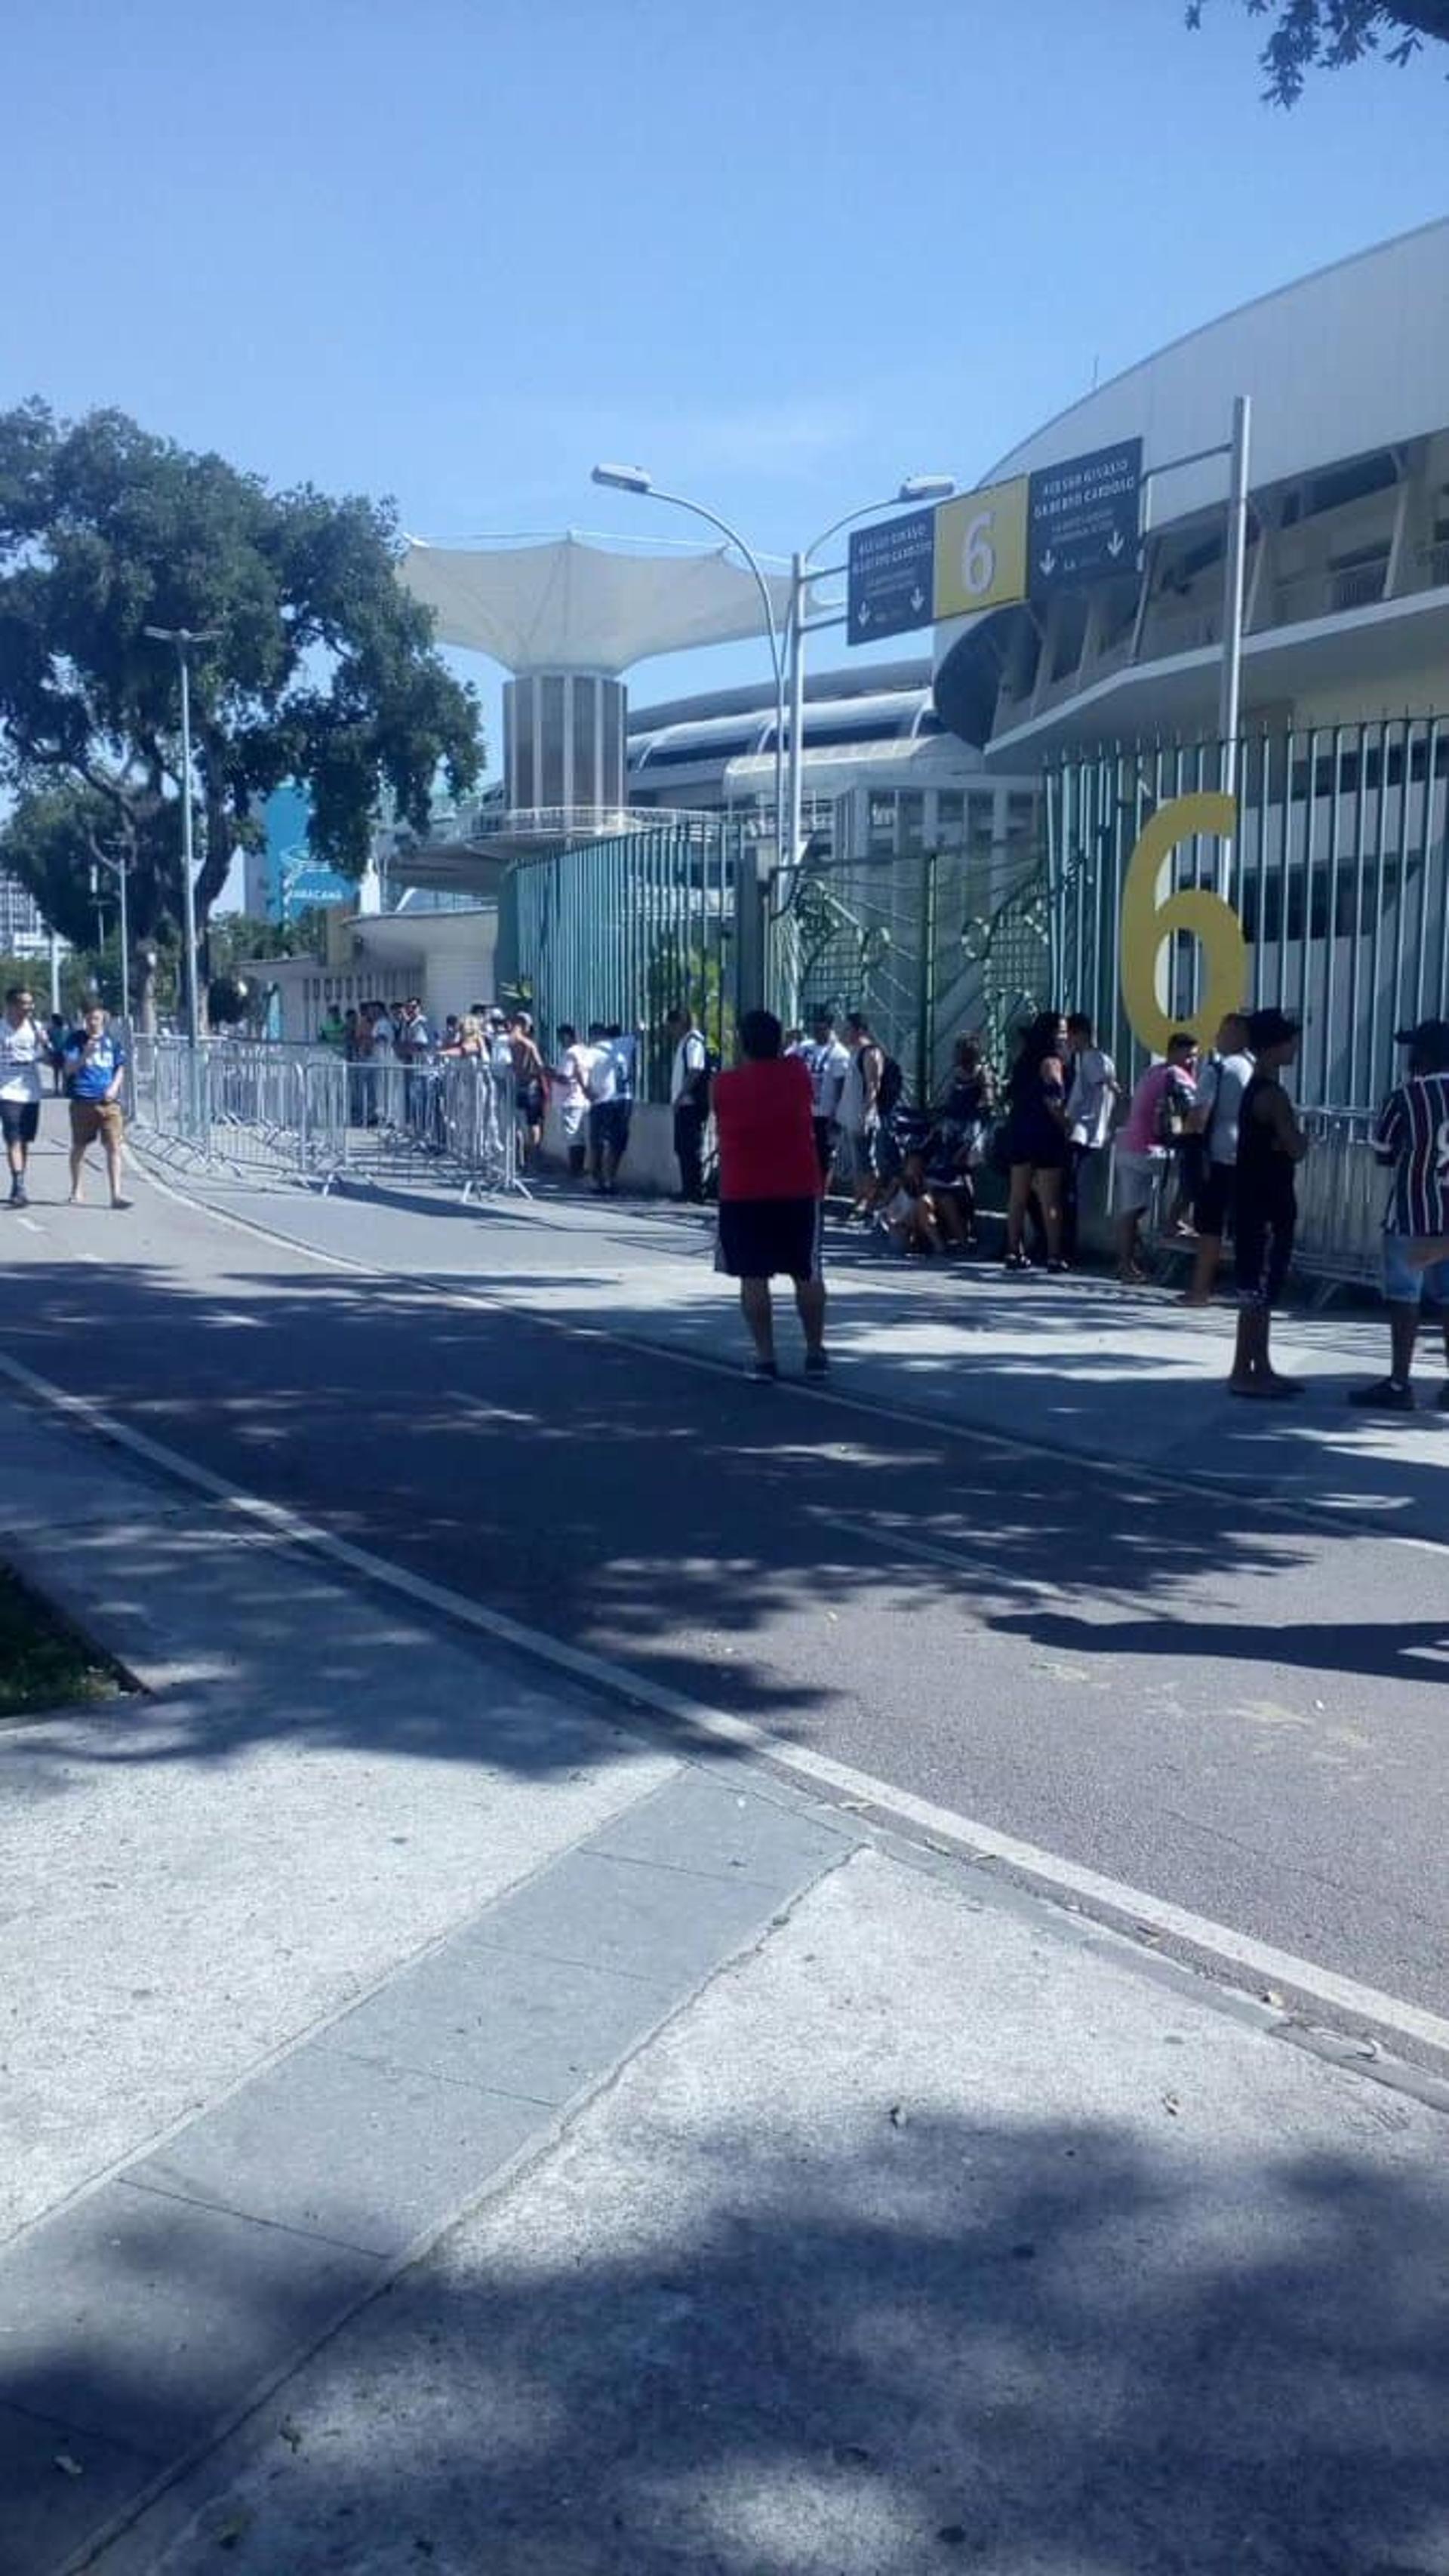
[{"x1": 1350, "y1": 1018, "x2": 1449, "y2": 1413}]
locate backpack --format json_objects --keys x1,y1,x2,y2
[
  {"x1": 876, "y1": 1054, "x2": 905, "y2": 1119},
  {"x1": 1155, "y1": 1073, "x2": 1190, "y2": 1146}
]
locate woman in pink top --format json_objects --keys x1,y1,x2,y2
[{"x1": 1113, "y1": 1033, "x2": 1198, "y2": 1282}]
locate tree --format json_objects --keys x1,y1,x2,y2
[
  {"x1": 1186, "y1": 1, "x2": 1449, "y2": 99},
  {"x1": 0, "y1": 402, "x2": 482, "y2": 1021}
]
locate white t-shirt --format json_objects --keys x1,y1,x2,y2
[
  {"x1": 556, "y1": 1042, "x2": 598, "y2": 1109},
  {"x1": 370, "y1": 1015, "x2": 395, "y2": 1060},
  {"x1": 0, "y1": 1014, "x2": 48, "y2": 1104},
  {"x1": 670, "y1": 1029, "x2": 707, "y2": 1106},
  {"x1": 1066, "y1": 1045, "x2": 1117, "y2": 1150},
  {"x1": 802, "y1": 1036, "x2": 850, "y2": 1120}
]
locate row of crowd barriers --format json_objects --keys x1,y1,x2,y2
[
  {"x1": 1294, "y1": 1109, "x2": 1385, "y2": 1296},
  {"x1": 126, "y1": 1036, "x2": 525, "y2": 1199}
]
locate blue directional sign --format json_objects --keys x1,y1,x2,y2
[
  {"x1": 846, "y1": 508, "x2": 936, "y2": 645},
  {"x1": 1027, "y1": 438, "x2": 1143, "y2": 597}
]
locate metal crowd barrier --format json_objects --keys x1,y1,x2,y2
[
  {"x1": 128, "y1": 1038, "x2": 525, "y2": 1199},
  {"x1": 1294, "y1": 1109, "x2": 1386, "y2": 1294}
]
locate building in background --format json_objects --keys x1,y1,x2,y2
[
  {"x1": 242, "y1": 783, "x2": 355, "y2": 923},
  {"x1": 0, "y1": 866, "x2": 51, "y2": 958},
  {"x1": 934, "y1": 217, "x2": 1449, "y2": 762}
]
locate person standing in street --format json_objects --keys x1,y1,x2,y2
[
  {"x1": 1349, "y1": 1017, "x2": 1449, "y2": 1412},
  {"x1": 1112, "y1": 1033, "x2": 1198, "y2": 1283},
  {"x1": 588, "y1": 1023, "x2": 638, "y2": 1196},
  {"x1": 801, "y1": 1010, "x2": 851, "y2": 1189},
  {"x1": 1, "y1": 983, "x2": 50, "y2": 1208},
  {"x1": 551, "y1": 1023, "x2": 598, "y2": 1180},
  {"x1": 1228, "y1": 1008, "x2": 1306, "y2": 1399},
  {"x1": 1183, "y1": 1011, "x2": 1255, "y2": 1305},
  {"x1": 712, "y1": 1008, "x2": 828, "y2": 1383},
  {"x1": 1063, "y1": 1012, "x2": 1118, "y2": 1261},
  {"x1": 838, "y1": 1013, "x2": 884, "y2": 1220},
  {"x1": 1003, "y1": 1011, "x2": 1071, "y2": 1273},
  {"x1": 666, "y1": 1005, "x2": 709, "y2": 1202},
  {"x1": 63, "y1": 1004, "x2": 131, "y2": 1208}
]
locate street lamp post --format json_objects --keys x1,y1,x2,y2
[
  {"x1": 784, "y1": 477, "x2": 955, "y2": 883},
  {"x1": 591, "y1": 464, "x2": 789, "y2": 868},
  {"x1": 143, "y1": 624, "x2": 220, "y2": 1042},
  {"x1": 90, "y1": 842, "x2": 132, "y2": 1026}
]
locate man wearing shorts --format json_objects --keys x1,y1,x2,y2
[
  {"x1": 63, "y1": 1005, "x2": 130, "y2": 1208},
  {"x1": 1112, "y1": 1033, "x2": 1197, "y2": 1282},
  {"x1": 1, "y1": 983, "x2": 50, "y2": 1208},
  {"x1": 712, "y1": 1008, "x2": 827, "y2": 1383},
  {"x1": 1183, "y1": 1011, "x2": 1254, "y2": 1304},
  {"x1": 1350, "y1": 1017, "x2": 1449, "y2": 1412}
]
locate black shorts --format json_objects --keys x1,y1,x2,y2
[
  {"x1": 1194, "y1": 1161, "x2": 1236, "y2": 1239},
  {"x1": 589, "y1": 1100, "x2": 632, "y2": 1156},
  {"x1": 1235, "y1": 1202, "x2": 1295, "y2": 1309},
  {"x1": 1, "y1": 1098, "x2": 40, "y2": 1148},
  {"x1": 715, "y1": 1196, "x2": 823, "y2": 1281}
]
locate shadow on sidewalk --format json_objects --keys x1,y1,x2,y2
[{"x1": 6, "y1": 2112, "x2": 1445, "y2": 2575}]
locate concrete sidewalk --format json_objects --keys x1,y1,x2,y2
[
  {"x1": 1, "y1": 1389, "x2": 1446, "y2": 2573},
  {"x1": 143, "y1": 1151, "x2": 1449, "y2": 1542}
]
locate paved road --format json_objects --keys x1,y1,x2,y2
[{"x1": 3, "y1": 1135, "x2": 1446, "y2": 2018}]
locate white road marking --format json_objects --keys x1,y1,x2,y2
[
  {"x1": 17, "y1": 1216, "x2": 44, "y2": 1233},
  {"x1": 1, "y1": 1340, "x2": 1445, "y2": 2077}
]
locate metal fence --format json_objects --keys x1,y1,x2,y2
[
  {"x1": 506, "y1": 821, "x2": 752, "y2": 1097},
  {"x1": 129, "y1": 1037, "x2": 522, "y2": 1198},
  {"x1": 1048, "y1": 719, "x2": 1449, "y2": 1110},
  {"x1": 764, "y1": 845, "x2": 1051, "y2": 1103},
  {"x1": 1295, "y1": 1110, "x2": 1386, "y2": 1292}
]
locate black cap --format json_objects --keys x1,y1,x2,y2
[
  {"x1": 1394, "y1": 1017, "x2": 1449, "y2": 1060},
  {"x1": 1246, "y1": 1006, "x2": 1300, "y2": 1051}
]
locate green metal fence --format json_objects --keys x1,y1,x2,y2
[
  {"x1": 1048, "y1": 719, "x2": 1449, "y2": 1110},
  {"x1": 506, "y1": 820, "x2": 752, "y2": 1096},
  {"x1": 765, "y1": 842, "x2": 1051, "y2": 1100}
]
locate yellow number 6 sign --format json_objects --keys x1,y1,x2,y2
[{"x1": 1120, "y1": 791, "x2": 1250, "y2": 1058}]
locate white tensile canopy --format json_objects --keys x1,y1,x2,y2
[{"x1": 400, "y1": 531, "x2": 792, "y2": 676}]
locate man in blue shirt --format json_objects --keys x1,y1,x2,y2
[{"x1": 63, "y1": 1005, "x2": 131, "y2": 1208}]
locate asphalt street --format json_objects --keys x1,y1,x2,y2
[{"x1": 3, "y1": 1131, "x2": 1446, "y2": 2020}]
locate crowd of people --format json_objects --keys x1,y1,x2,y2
[{"x1": 656, "y1": 993, "x2": 1449, "y2": 1406}]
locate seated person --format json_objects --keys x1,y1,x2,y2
[{"x1": 880, "y1": 1150, "x2": 945, "y2": 1255}]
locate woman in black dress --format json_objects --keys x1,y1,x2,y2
[{"x1": 1004, "y1": 1010, "x2": 1069, "y2": 1271}]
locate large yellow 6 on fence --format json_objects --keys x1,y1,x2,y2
[{"x1": 1119, "y1": 791, "x2": 1250, "y2": 1058}]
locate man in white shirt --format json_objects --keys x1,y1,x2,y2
[
  {"x1": 666, "y1": 1005, "x2": 709, "y2": 1202},
  {"x1": 587, "y1": 1023, "x2": 638, "y2": 1196},
  {"x1": 1063, "y1": 1013, "x2": 1118, "y2": 1260},
  {"x1": 800, "y1": 1011, "x2": 851, "y2": 1187},
  {"x1": 552, "y1": 1022, "x2": 599, "y2": 1179},
  {"x1": 1, "y1": 983, "x2": 51, "y2": 1208}
]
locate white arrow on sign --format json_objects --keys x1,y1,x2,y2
[
  {"x1": 857, "y1": 603, "x2": 871, "y2": 627},
  {"x1": 1039, "y1": 548, "x2": 1057, "y2": 577},
  {"x1": 909, "y1": 586, "x2": 925, "y2": 612},
  {"x1": 1106, "y1": 529, "x2": 1124, "y2": 559}
]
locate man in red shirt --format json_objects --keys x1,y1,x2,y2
[{"x1": 712, "y1": 1008, "x2": 828, "y2": 1383}]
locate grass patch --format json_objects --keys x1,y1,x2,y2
[{"x1": 0, "y1": 1563, "x2": 130, "y2": 1719}]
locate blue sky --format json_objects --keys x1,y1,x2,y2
[{"x1": 2, "y1": 0, "x2": 1445, "y2": 783}]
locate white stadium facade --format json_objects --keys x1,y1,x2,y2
[{"x1": 933, "y1": 217, "x2": 1449, "y2": 761}]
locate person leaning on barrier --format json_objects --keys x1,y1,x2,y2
[{"x1": 1349, "y1": 1017, "x2": 1449, "y2": 1413}]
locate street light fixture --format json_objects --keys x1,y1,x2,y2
[
  {"x1": 143, "y1": 623, "x2": 220, "y2": 1044},
  {"x1": 591, "y1": 463, "x2": 789, "y2": 869},
  {"x1": 785, "y1": 478, "x2": 955, "y2": 879},
  {"x1": 89, "y1": 842, "x2": 133, "y2": 1027}
]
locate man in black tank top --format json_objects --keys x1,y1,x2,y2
[{"x1": 1229, "y1": 1008, "x2": 1308, "y2": 1400}]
